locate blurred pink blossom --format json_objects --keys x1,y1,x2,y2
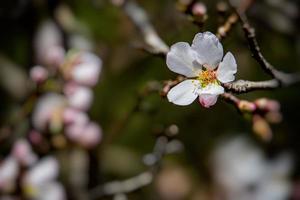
[
  {"x1": 34, "y1": 20, "x2": 65, "y2": 67},
  {"x1": 29, "y1": 66, "x2": 49, "y2": 84},
  {"x1": 11, "y1": 139, "x2": 37, "y2": 167}
]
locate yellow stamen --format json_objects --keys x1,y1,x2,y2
[{"x1": 197, "y1": 69, "x2": 218, "y2": 88}]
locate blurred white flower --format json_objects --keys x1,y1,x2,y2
[
  {"x1": 12, "y1": 139, "x2": 37, "y2": 167},
  {"x1": 212, "y1": 136, "x2": 293, "y2": 200},
  {"x1": 34, "y1": 20, "x2": 65, "y2": 67},
  {"x1": 64, "y1": 83, "x2": 93, "y2": 111},
  {"x1": 0, "y1": 157, "x2": 19, "y2": 192},
  {"x1": 66, "y1": 121, "x2": 102, "y2": 148},
  {"x1": 166, "y1": 32, "x2": 237, "y2": 107},
  {"x1": 23, "y1": 156, "x2": 66, "y2": 200},
  {"x1": 29, "y1": 65, "x2": 49, "y2": 84},
  {"x1": 70, "y1": 52, "x2": 102, "y2": 87},
  {"x1": 32, "y1": 93, "x2": 67, "y2": 131}
]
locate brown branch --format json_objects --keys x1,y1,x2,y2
[
  {"x1": 115, "y1": 0, "x2": 169, "y2": 55},
  {"x1": 235, "y1": 8, "x2": 300, "y2": 86},
  {"x1": 216, "y1": 13, "x2": 239, "y2": 40},
  {"x1": 89, "y1": 136, "x2": 183, "y2": 199}
]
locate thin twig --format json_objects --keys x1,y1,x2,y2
[{"x1": 117, "y1": 0, "x2": 169, "y2": 55}]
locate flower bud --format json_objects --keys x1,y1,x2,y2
[
  {"x1": 30, "y1": 66, "x2": 48, "y2": 84},
  {"x1": 12, "y1": 139, "x2": 37, "y2": 167},
  {"x1": 252, "y1": 115, "x2": 272, "y2": 141},
  {"x1": 255, "y1": 98, "x2": 280, "y2": 112},
  {"x1": 238, "y1": 100, "x2": 256, "y2": 112},
  {"x1": 79, "y1": 122, "x2": 102, "y2": 148},
  {"x1": 192, "y1": 2, "x2": 207, "y2": 17}
]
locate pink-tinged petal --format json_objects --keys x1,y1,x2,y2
[
  {"x1": 199, "y1": 94, "x2": 219, "y2": 108},
  {"x1": 167, "y1": 80, "x2": 199, "y2": 106},
  {"x1": 63, "y1": 107, "x2": 89, "y2": 125},
  {"x1": 216, "y1": 52, "x2": 237, "y2": 83},
  {"x1": 12, "y1": 139, "x2": 37, "y2": 167},
  {"x1": 79, "y1": 122, "x2": 102, "y2": 148},
  {"x1": 198, "y1": 84, "x2": 224, "y2": 108},
  {"x1": 167, "y1": 42, "x2": 201, "y2": 77},
  {"x1": 191, "y1": 32, "x2": 223, "y2": 69}
]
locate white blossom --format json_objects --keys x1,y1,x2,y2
[
  {"x1": 32, "y1": 93, "x2": 67, "y2": 131},
  {"x1": 212, "y1": 136, "x2": 293, "y2": 200},
  {"x1": 166, "y1": 32, "x2": 237, "y2": 107},
  {"x1": 0, "y1": 157, "x2": 19, "y2": 192},
  {"x1": 22, "y1": 156, "x2": 66, "y2": 200}
]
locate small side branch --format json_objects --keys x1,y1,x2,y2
[
  {"x1": 119, "y1": 0, "x2": 169, "y2": 55},
  {"x1": 234, "y1": 8, "x2": 300, "y2": 86}
]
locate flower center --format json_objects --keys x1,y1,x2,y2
[{"x1": 197, "y1": 70, "x2": 218, "y2": 88}]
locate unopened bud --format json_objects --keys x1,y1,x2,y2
[
  {"x1": 255, "y1": 98, "x2": 280, "y2": 112},
  {"x1": 192, "y1": 2, "x2": 207, "y2": 17},
  {"x1": 30, "y1": 66, "x2": 48, "y2": 84},
  {"x1": 252, "y1": 115, "x2": 272, "y2": 141},
  {"x1": 238, "y1": 100, "x2": 256, "y2": 112}
]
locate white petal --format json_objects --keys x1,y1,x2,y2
[
  {"x1": 37, "y1": 182, "x2": 66, "y2": 200},
  {"x1": 216, "y1": 52, "x2": 237, "y2": 83},
  {"x1": 25, "y1": 157, "x2": 59, "y2": 187},
  {"x1": 199, "y1": 84, "x2": 224, "y2": 95},
  {"x1": 199, "y1": 94, "x2": 219, "y2": 108},
  {"x1": 167, "y1": 80, "x2": 199, "y2": 106},
  {"x1": 191, "y1": 32, "x2": 223, "y2": 69},
  {"x1": 166, "y1": 42, "x2": 201, "y2": 77}
]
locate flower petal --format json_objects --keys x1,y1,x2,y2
[
  {"x1": 216, "y1": 52, "x2": 237, "y2": 83},
  {"x1": 166, "y1": 42, "x2": 201, "y2": 77},
  {"x1": 191, "y1": 32, "x2": 223, "y2": 69},
  {"x1": 167, "y1": 80, "x2": 199, "y2": 106},
  {"x1": 199, "y1": 84, "x2": 224, "y2": 95},
  {"x1": 199, "y1": 94, "x2": 219, "y2": 108}
]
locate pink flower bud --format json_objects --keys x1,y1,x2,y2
[
  {"x1": 79, "y1": 122, "x2": 102, "y2": 148},
  {"x1": 71, "y1": 52, "x2": 102, "y2": 87},
  {"x1": 238, "y1": 100, "x2": 256, "y2": 112},
  {"x1": 252, "y1": 115, "x2": 272, "y2": 141},
  {"x1": 192, "y1": 2, "x2": 207, "y2": 17},
  {"x1": 255, "y1": 98, "x2": 280, "y2": 112},
  {"x1": 30, "y1": 66, "x2": 48, "y2": 84},
  {"x1": 11, "y1": 139, "x2": 37, "y2": 167},
  {"x1": 28, "y1": 130, "x2": 43, "y2": 145},
  {"x1": 64, "y1": 84, "x2": 93, "y2": 111}
]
